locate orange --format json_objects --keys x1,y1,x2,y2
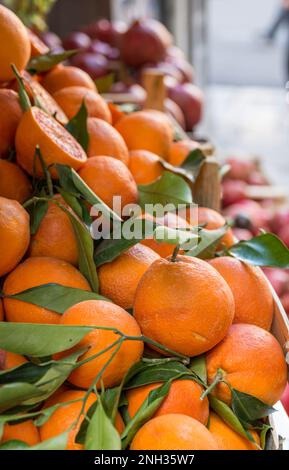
[
  {"x1": 0, "y1": 350, "x2": 27, "y2": 370},
  {"x1": 29, "y1": 195, "x2": 78, "y2": 266},
  {"x1": 128, "y1": 150, "x2": 163, "y2": 184},
  {"x1": 141, "y1": 212, "x2": 191, "y2": 258},
  {"x1": 0, "y1": 196, "x2": 30, "y2": 277},
  {"x1": 168, "y1": 140, "x2": 200, "y2": 166},
  {"x1": 2, "y1": 420, "x2": 40, "y2": 446},
  {"x1": 130, "y1": 414, "x2": 218, "y2": 450},
  {"x1": 0, "y1": 89, "x2": 22, "y2": 156},
  {"x1": 40, "y1": 390, "x2": 123, "y2": 450},
  {"x1": 98, "y1": 244, "x2": 160, "y2": 309},
  {"x1": 78, "y1": 156, "x2": 138, "y2": 211},
  {"x1": 108, "y1": 102, "x2": 125, "y2": 126},
  {"x1": 127, "y1": 379, "x2": 209, "y2": 425},
  {"x1": 21, "y1": 72, "x2": 68, "y2": 125},
  {"x1": 0, "y1": 159, "x2": 32, "y2": 203},
  {"x1": 59, "y1": 300, "x2": 143, "y2": 389},
  {"x1": 15, "y1": 106, "x2": 87, "y2": 178},
  {"x1": 209, "y1": 257, "x2": 273, "y2": 330},
  {"x1": 134, "y1": 256, "x2": 234, "y2": 356},
  {"x1": 3, "y1": 256, "x2": 91, "y2": 324},
  {"x1": 115, "y1": 110, "x2": 173, "y2": 159},
  {"x1": 206, "y1": 324, "x2": 287, "y2": 406},
  {"x1": 40, "y1": 390, "x2": 96, "y2": 450},
  {"x1": 208, "y1": 413, "x2": 260, "y2": 450},
  {"x1": 87, "y1": 117, "x2": 129, "y2": 165},
  {"x1": 27, "y1": 29, "x2": 49, "y2": 57},
  {"x1": 0, "y1": 5, "x2": 31, "y2": 82},
  {"x1": 53, "y1": 86, "x2": 111, "y2": 122},
  {"x1": 42, "y1": 65, "x2": 96, "y2": 94}
]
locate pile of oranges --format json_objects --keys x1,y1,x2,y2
[{"x1": 0, "y1": 5, "x2": 288, "y2": 452}]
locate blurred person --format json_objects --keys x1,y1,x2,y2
[{"x1": 265, "y1": 1, "x2": 289, "y2": 81}]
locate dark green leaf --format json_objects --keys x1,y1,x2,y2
[
  {"x1": 181, "y1": 149, "x2": 206, "y2": 178},
  {"x1": 65, "y1": 101, "x2": 89, "y2": 151},
  {"x1": 0, "y1": 361, "x2": 50, "y2": 385},
  {"x1": 260, "y1": 424, "x2": 272, "y2": 450},
  {"x1": 28, "y1": 199, "x2": 48, "y2": 235},
  {"x1": 153, "y1": 226, "x2": 198, "y2": 249},
  {"x1": 94, "y1": 218, "x2": 156, "y2": 267},
  {"x1": 57, "y1": 189, "x2": 83, "y2": 220},
  {"x1": 84, "y1": 398, "x2": 121, "y2": 450},
  {"x1": 0, "y1": 383, "x2": 44, "y2": 413},
  {"x1": 190, "y1": 355, "x2": 207, "y2": 385},
  {"x1": 138, "y1": 171, "x2": 192, "y2": 208},
  {"x1": 4, "y1": 283, "x2": 108, "y2": 314},
  {"x1": 231, "y1": 389, "x2": 276, "y2": 423},
  {"x1": 11, "y1": 64, "x2": 31, "y2": 111},
  {"x1": 186, "y1": 225, "x2": 228, "y2": 259},
  {"x1": 0, "y1": 439, "x2": 29, "y2": 450},
  {"x1": 0, "y1": 322, "x2": 94, "y2": 356},
  {"x1": 75, "y1": 400, "x2": 97, "y2": 445},
  {"x1": 95, "y1": 73, "x2": 115, "y2": 93},
  {"x1": 124, "y1": 359, "x2": 192, "y2": 390},
  {"x1": 121, "y1": 381, "x2": 171, "y2": 449},
  {"x1": 229, "y1": 233, "x2": 289, "y2": 268},
  {"x1": 209, "y1": 395, "x2": 256, "y2": 444},
  {"x1": 28, "y1": 432, "x2": 69, "y2": 450},
  {"x1": 27, "y1": 50, "x2": 78, "y2": 74}
]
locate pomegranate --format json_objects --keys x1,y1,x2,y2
[
  {"x1": 232, "y1": 228, "x2": 253, "y2": 241},
  {"x1": 224, "y1": 200, "x2": 271, "y2": 235},
  {"x1": 222, "y1": 180, "x2": 247, "y2": 207},
  {"x1": 281, "y1": 383, "x2": 289, "y2": 415},
  {"x1": 62, "y1": 31, "x2": 91, "y2": 51},
  {"x1": 120, "y1": 19, "x2": 171, "y2": 67},
  {"x1": 225, "y1": 158, "x2": 257, "y2": 182},
  {"x1": 278, "y1": 225, "x2": 289, "y2": 248},
  {"x1": 167, "y1": 82, "x2": 203, "y2": 131},
  {"x1": 263, "y1": 268, "x2": 289, "y2": 297},
  {"x1": 166, "y1": 56, "x2": 195, "y2": 83},
  {"x1": 165, "y1": 98, "x2": 186, "y2": 129},
  {"x1": 71, "y1": 52, "x2": 109, "y2": 79},
  {"x1": 82, "y1": 19, "x2": 126, "y2": 46},
  {"x1": 270, "y1": 209, "x2": 289, "y2": 234}
]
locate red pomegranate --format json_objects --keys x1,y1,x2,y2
[{"x1": 167, "y1": 82, "x2": 203, "y2": 131}]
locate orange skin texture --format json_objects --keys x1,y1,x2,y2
[
  {"x1": 0, "y1": 350, "x2": 27, "y2": 370},
  {"x1": 0, "y1": 89, "x2": 23, "y2": 156},
  {"x1": 141, "y1": 212, "x2": 191, "y2": 258},
  {"x1": 2, "y1": 420, "x2": 40, "y2": 446},
  {"x1": 134, "y1": 256, "x2": 235, "y2": 356},
  {"x1": 108, "y1": 102, "x2": 125, "y2": 126},
  {"x1": 182, "y1": 206, "x2": 235, "y2": 249},
  {"x1": 87, "y1": 117, "x2": 129, "y2": 165},
  {"x1": 15, "y1": 107, "x2": 87, "y2": 178},
  {"x1": 42, "y1": 65, "x2": 96, "y2": 94},
  {"x1": 168, "y1": 140, "x2": 200, "y2": 166},
  {"x1": 209, "y1": 257, "x2": 273, "y2": 330},
  {"x1": 130, "y1": 414, "x2": 218, "y2": 450},
  {"x1": 0, "y1": 197, "x2": 30, "y2": 277},
  {"x1": 128, "y1": 149, "x2": 163, "y2": 184},
  {"x1": 208, "y1": 413, "x2": 260, "y2": 451},
  {"x1": 40, "y1": 391, "x2": 96, "y2": 450},
  {"x1": 115, "y1": 110, "x2": 174, "y2": 159},
  {"x1": 206, "y1": 324, "x2": 288, "y2": 406},
  {"x1": 29, "y1": 195, "x2": 79, "y2": 266},
  {"x1": 0, "y1": 5, "x2": 31, "y2": 82},
  {"x1": 0, "y1": 300, "x2": 3, "y2": 321},
  {"x1": 58, "y1": 300, "x2": 144, "y2": 389},
  {"x1": 53, "y1": 86, "x2": 111, "y2": 122},
  {"x1": 0, "y1": 159, "x2": 32, "y2": 203},
  {"x1": 27, "y1": 29, "x2": 49, "y2": 57},
  {"x1": 127, "y1": 380, "x2": 209, "y2": 425},
  {"x1": 78, "y1": 156, "x2": 138, "y2": 211},
  {"x1": 3, "y1": 256, "x2": 91, "y2": 324},
  {"x1": 98, "y1": 244, "x2": 160, "y2": 309}
]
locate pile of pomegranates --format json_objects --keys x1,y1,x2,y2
[{"x1": 45, "y1": 18, "x2": 203, "y2": 131}]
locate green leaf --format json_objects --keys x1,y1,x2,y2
[
  {"x1": 138, "y1": 171, "x2": 192, "y2": 208},
  {"x1": 190, "y1": 355, "x2": 207, "y2": 385},
  {"x1": 61, "y1": 207, "x2": 99, "y2": 292},
  {"x1": 57, "y1": 189, "x2": 84, "y2": 220},
  {"x1": 187, "y1": 225, "x2": 228, "y2": 259},
  {"x1": 0, "y1": 350, "x2": 84, "y2": 412},
  {"x1": 28, "y1": 199, "x2": 48, "y2": 235},
  {"x1": 121, "y1": 381, "x2": 171, "y2": 449},
  {"x1": 65, "y1": 101, "x2": 89, "y2": 151},
  {"x1": 153, "y1": 226, "x2": 198, "y2": 248},
  {"x1": 11, "y1": 64, "x2": 31, "y2": 112},
  {"x1": 0, "y1": 439, "x2": 29, "y2": 450},
  {"x1": 181, "y1": 149, "x2": 206, "y2": 177},
  {"x1": 228, "y1": 233, "x2": 289, "y2": 268},
  {"x1": 4, "y1": 283, "x2": 108, "y2": 314},
  {"x1": 84, "y1": 398, "x2": 121, "y2": 450},
  {"x1": 95, "y1": 73, "x2": 115, "y2": 93},
  {"x1": 259, "y1": 424, "x2": 272, "y2": 450},
  {"x1": 28, "y1": 432, "x2": 69, "y2": 450},
  {"x1": 0, "y1": 322, "x2": 94, "y2": 356},
  {"x1": 56, "y1": 164, "x2": 122, "y2": 223},
  {"x1": 209, "y1": 395, "x2": 256, "y2": 444},
  {"x1": 124, "y1": 359, "x2": 192, "y2": 390},
  {"x1": 27, "y1": 50, "x2": 78, "y2": 74},
  {"x1": 94, "y1": 218, "x2": 156, "y2": 267},
  {"x1": 231, "y1": 389, "x2": 276, "y2": 423}
]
